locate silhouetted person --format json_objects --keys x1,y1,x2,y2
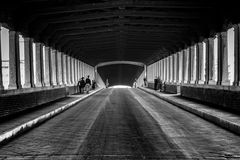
[
  {"x1": 106, "y1": 78, "x2": 109, "y2": 88},
  {"x1": 92, "y1": 79, "x2": 96, "y2": 90},
  {"x1": 159, "y1": 79, "x2": 163, "y2": 92},
  {"x1": 143, "y1": 77, "x2": 148, "y2": 87},
  {"x1": 154, "y1": 76, "x2": 158, "y2": 90},
  {"x1": 85, "y1": 75, "x2": 91, "y2": 94},
  {"x1": 133, "y1": 78, "x2": 137, "y2": 88},
  {"x1": 78, "y1": 77, "x2": 85, "y2": 94}
]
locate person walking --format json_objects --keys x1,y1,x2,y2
[
  {"x1": 78, "y1": 77, "x2": 86, "y2": 94},
  {"x1": 105, "y1": 78, "x2": 109, "y2": 88},
  {"x1": 133, "y1": 78, "x2": 137, "y2": 88},
  {"x1": 92, "y1": 79, "x2": 96, "y2": 90},
  {"x1": 85, "y1": 75, "x2": 91, "y2": 94},
  {"x1": 154, "y1": 76, "x2": 158, "y2": 90}
]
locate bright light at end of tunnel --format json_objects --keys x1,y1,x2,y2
[{"x1": 109, "y1": 85, "x2": 131, "y2": 88}]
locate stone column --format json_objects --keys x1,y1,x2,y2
[
  {"x1": 198, "y1": 42, "x2": 205, "y2": 84},
  {"x1": 78, "y1": 60, "x2": 80, "y2": 80},
  {"x1": 8, "y1": 31, "x2": 22, "y2": 89},
  {"x1": 177, "y1": 52, "x2": 181, "y2": 83},
  {"x1": 80, "y1": 61, "x2": 82, "y2": 79},
  {"x1": 61, "y1": 53, "x2": 66, "y2": 85},
  {"x1": 55, "y1": 50, "x2": 59, "y2": 85},
  {"x1": 174, "y1": 53, "x2": 179, "y2": 83},
  {"x1": 173, "y1": 54, "x2": 176, "y2": 83},
  {"x1": 204, "y1": 39, "x2": 209, "y2": 84},
  {"x1": 78, "y1": 61, "x2": 80, "y2": 79},
  {"x1": 0, "y1": 26, "x2": 4, "y2": 90},
  {"x1": 183, "y1": 49, "x2": 188, "y2": 84},
  {"x1": 169, "y1": 56, "x2": 172, "y2": 83},
  {"x1": 73, "y1": 58, "x2": 76, "y2": 84},
  {"x1": 163, "y1": 59, "x2": 166, "y2": 82},
  {"x1": 172, "y1": 55, "x2": 175, "y2": 83},
  {"x1": 160, "y1": 60, "x2": 163, "y2": 81},
  {"x1": 34, "y1": 42, "x2": 44, "y2": 87},
  {"x1": 68, "y1": 56, "x2": 71, "y2": 84},
  {"x1": 51, "y1": 48, "x2": 57, "y2": 86},
  {"x1": 158, "y1": 61, "x2": 161, "y2": 78},
  {"x1": 162, "y1": 58, "x2": 165, "y2": 82},
  {"x1": 195, "y1": 43, "x2": 200, "y2": 84},
  {"x1": 233, "y1": 25, "x2": 240, "y2": 86},
  {"x1": 187, "y1": 47, "x2": 191, "y2": 84},
  {"x1": 83, "y1": 62, "x2": 85, "y2": 77},
  {"x1": 72, "y1": 58, "x2": 75, "y2": 84},
  {"x1": 166, "y1": 57, "x2": 169, "y2": 82},
  {"x1": 58, "y1": 52, "x2": 64, "y2": 85},
  {"x1": 23, "y1": 37, "x2": 34, "y2": 88},
  {"x1": 56, "y1": 51, "x2": 62, "y2": 85},
  {"x1": 69, "y1": 57, "x2": 73, "y2": 84},
  {"x1": 48, "y1": 47, "x2": 53, "y2": 86},
  {"x1": 75, "y1": 59, "x2": 78, "y2": 82},
  {"x1": 207, "y1": 38, "x2": 216, "y2": 84},
  {"x1": 220, "y1": 32, "x2": 230, "y2": 85},
  {"x1": 166, "y1": 58, "x2": 168, "y2": 82},
  {"x1": 181, "y1": 50, "x2": 184, "y2": 83},
  {"x1": 216, "y1": 33, "x2": 222, "y2": 85},
  {"x1": 65, "y1": 55, "x2": 69, "y2": 84},
  {"x1": 190, "y1": 45, "x2": 196, "y2": 84},
  {"x1": 44, "y1": 46, "x2": 50, "y2": 86}
]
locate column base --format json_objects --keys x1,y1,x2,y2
[
  {"x1": 190, "y1": 80, "x2": 196, "y2": 84},
  {"x1": 208, "y1": 80, "x2": 217, "y2": 85},
  {"x1": 23, "y1": 82, "x2": 32, "y2": 88},
  {"x1": 221, "y1": 80, "x2": 230, "y2": 86},
  {"x1": 35, "y1": 82, "x2": 43, "y2": 88},
  {"x1": 44, "y1": 82, "x2": 51, "y2": 87},
  {"x1": 8, "y1": 84, "x2": 17, "y2": 90},
  {"x1": 198, "y1": 80, "x2": 205, "y2": 84}
]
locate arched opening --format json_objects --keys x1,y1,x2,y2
[{"x1": 97, "y1": 64, "x2": 144, "y2": 87}]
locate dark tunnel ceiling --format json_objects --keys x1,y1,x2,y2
[
  {"x1": 0, "y1": 0, "x2": 239, "y2": 66},
  {"x1": 97, "y1": 64, "x2": 144, "y2": 86}
]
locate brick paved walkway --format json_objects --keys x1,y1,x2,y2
[{"x1": 0, "y1": 88, "x2": 240, "y2": 159}]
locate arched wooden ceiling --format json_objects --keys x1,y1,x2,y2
[{"x1": 0, "y1": 0, "x2": 239, "y2": 66}]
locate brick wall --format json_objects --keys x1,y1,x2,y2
[
  {"x1": 165, "y1": 83, "x2": 180, "y2": 94},
  {"x1": 181, "y1": 85, "x2": 240, "y2": 111},
  {"x1": 0, "y1": 86, "x2": 79, "y2": 119},
  {"x1": 147, "y1": 82, "x2": 180, "y2": 94},
  {"x1": 147, "y1": 82, "x2": 154, "y2": 89}
]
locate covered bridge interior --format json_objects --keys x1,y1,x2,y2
[{"x1": 1, "y1": 0, "x2": 240, "y2": 117}]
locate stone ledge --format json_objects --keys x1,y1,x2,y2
[
  {"x1": 139, "y1": 87, "x2": 240, "y2": 135},
  {"x1": 0, "y1": 88, "x2": 103, "y2": 145}
]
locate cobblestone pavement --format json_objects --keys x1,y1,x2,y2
[{"x1": 0, "y1": 88, "x2": 240, "y2": 160}]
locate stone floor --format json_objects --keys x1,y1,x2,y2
[{"x1": 0, "y1": 88, "x2": 240, "y2": 159}]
